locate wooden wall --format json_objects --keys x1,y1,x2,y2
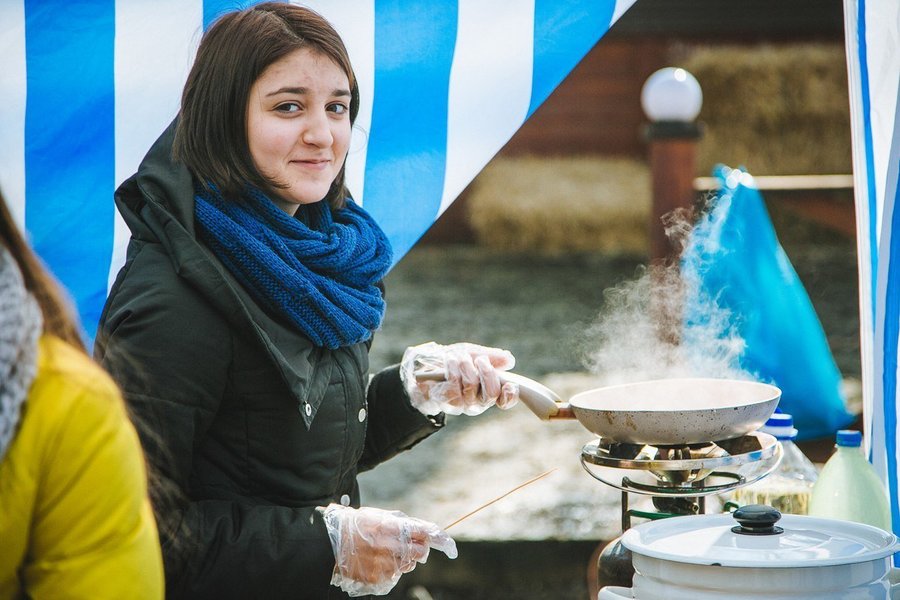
[{"x1": 502, "y1": 38, "x2": 669, "y2": 157}]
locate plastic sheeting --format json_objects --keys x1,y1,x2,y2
[{"x1": 682, "y1": 165, "x2": 854, "y2": 440}]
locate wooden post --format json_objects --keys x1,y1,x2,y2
[{"x1": 644, "y1": 120, "x2": 702, "y2": 263}]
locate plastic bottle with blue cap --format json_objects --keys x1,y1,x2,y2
[
  {"x1": 731, "y1": 412, "x2": 819, "y2": 514},
  {"x1": 808, "y1": 429, "x2": 892, "y2": 531}
]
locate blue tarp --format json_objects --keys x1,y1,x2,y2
[{"x1": 682, "y1": 165, "x2": 855, "y2": 440}]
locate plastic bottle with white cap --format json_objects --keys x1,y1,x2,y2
[
  {"x1": 731, "y1": 412, "x2": 819, "y2": 514},
  {"x1": 808, "y1": 429, "x2": 892, "y2": 531}
]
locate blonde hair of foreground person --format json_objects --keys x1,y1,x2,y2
[{"x1": 0, "y1": 190, "x2": 164, "y2": 599}]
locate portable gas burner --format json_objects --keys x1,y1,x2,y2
[
  {"x1": 588, "y1": 431, "x2": 782, "y2": 589},
  {"x1": 582, "y1": 430, "x2": 782, "y2": 527}
]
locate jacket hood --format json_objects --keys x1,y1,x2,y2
[
  {"x1": 114, "y1": 119, "x2": 332, "y2": 428},
  {"x1": 116, "y1": 119, "x2": 195, "y2": 242}
]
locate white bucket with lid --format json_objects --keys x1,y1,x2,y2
[{"x1": 599, "y1": 505, "x2": 899, "y2": 599}]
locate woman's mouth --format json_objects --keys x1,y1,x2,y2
[{"x1": 291, "y1": 158, "x2": 330, "y2": 171}]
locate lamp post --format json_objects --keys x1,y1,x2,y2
[{"x1": 641, "y1": 67, "x2": 704, "y2": 263}]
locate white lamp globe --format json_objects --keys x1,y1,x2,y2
[{"x1": 641, "y1": 67, "x2": 703, "y2": 122}]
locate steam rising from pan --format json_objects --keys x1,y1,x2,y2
[{"x1": 579, "y1": 204, "x2": 759, "y2": 387}]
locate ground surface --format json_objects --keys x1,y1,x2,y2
[{"x1": 359, "y1": 237, "x2": 860, "y2": 600}]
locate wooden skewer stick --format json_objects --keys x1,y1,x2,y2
[{"x1": 443, "y1": 468, "x2": 558, "y2": 531}]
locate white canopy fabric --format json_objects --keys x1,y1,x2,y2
[
  {"x1": 0, "y1": 0, "x2": 636, "y2": 340},
  {"x1": 844, "y1": 0, "x2": 900, "y2": 532}
]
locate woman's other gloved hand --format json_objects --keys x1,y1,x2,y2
[
  {"x1": 321, "y1": 504, "x2": 457, "y2": 597},
  {"x1": 400, "y1": 341, "x2": 520, "y2": 416}
]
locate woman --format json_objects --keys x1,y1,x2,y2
[
  {"x1": 95, "y1": 4, "x2": 519, "y2": 598},
  {"x1": 0, "y1": 191, "x2": 164, "y2": 599}
]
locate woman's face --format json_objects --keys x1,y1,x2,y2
[{"x1": 246, "y1": 48, "x2": 352, "y2": 214}]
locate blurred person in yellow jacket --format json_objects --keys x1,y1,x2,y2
[{"x1": 0, "y1": 189, "x2": 163, "y2": 599}]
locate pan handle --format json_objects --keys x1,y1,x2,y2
[{"x1": 413, "y1": 370, "x2": 574, "y2": 420}]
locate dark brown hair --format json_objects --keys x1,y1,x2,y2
[
  {"x1": 173, "y1": 2, "x2": 359, "y2": 209},
  {"x1": 0, "y1": 189, "x2": 85, "y2": 351}
]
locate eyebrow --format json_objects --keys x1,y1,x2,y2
[{"x1": 265, "y1": 86, "x2": 352, "y2": 98}]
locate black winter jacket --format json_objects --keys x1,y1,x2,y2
[{"x1": 95, "y1": 122, "x2": 443, "y2": 599}]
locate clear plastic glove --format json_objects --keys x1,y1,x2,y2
[
  {"x1": 321, "y1": 504, "x2": 457, "y2": 597},
  {"x1": 400, "y1": 341, "x2": 519, "y2": 416}
]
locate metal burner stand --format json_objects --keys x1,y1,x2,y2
[{"x1": 580, "y1": 431, "x2": 782, "y2": 527}]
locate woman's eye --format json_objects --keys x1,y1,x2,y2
[
  {"x1": 276, "y1": 103, "x2": 301, "y2": 113},
  {"x1": 328, "y1": 103, "x2": 348, "y2": 115}
]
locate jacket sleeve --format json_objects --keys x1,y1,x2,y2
[
  {"x1": 24, "y1": 349, "x2": 164, "y2": 600},
  {"x1": 359, "y1": 364, "x2": 444, "y2": 471},
  {"x1": 95, "y1": 245, "x2": 337, "y2": 599}
]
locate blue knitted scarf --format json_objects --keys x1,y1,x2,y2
[{"x1": 194, "y1": 185, "x2": 392, "y2": 349}]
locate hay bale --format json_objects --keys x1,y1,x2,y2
[
  {"x1": 467, "y1": 155, "x2": 650, "y2": 253},
  {"x1": 678, "y1": 44, "x2": 851, "y2": 175}
]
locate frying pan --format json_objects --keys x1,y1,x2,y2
[
  {"x1": 504, "y1": 373, "x2": 781, "y2": 445},
  {"x1": 418, "y1": 370, "x2": 781, "y2": 445}
]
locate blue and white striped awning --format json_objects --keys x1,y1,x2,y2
[
  {"x1": 0, "y1": 0, "x2": 636, "y2": 340},
  {"x1": 844, "y1": 0, "x2": 900, "y2": 534}
]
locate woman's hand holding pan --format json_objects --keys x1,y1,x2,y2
[{"x1": 400, "y1": 342, "x2": 520, "y2": 416}]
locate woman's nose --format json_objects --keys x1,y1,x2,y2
[{"x1": 301, "y1": 110, "x2": 333, "y2": 147}]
